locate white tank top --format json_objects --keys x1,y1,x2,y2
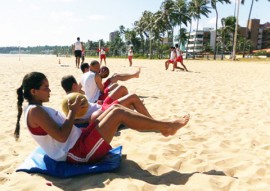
[
  {"x1": 80, "y1": 71, "x2": 100, "y2": 103},
  {"x1": 176, "y1": 48, "x2": 181, "y2": 57},
  {"x1": 170, "y1": 51, "x2": 176, "y2": 60},
  {"x1": 100, "y1": 49, "x2": 106, "y2": 55},
  {"x1": 128, "y1": 49, "x2": 133, "y2": 56},
  {"x1": 74, "y1": 41, "x2": 82, "y2": 50},
  {"x1": 24, "y1": 105, "x2": 82, "y2": 161}
]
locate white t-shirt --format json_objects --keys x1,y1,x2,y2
[
  {"x1": 80, "y1": 71, "x2": 100, "y2": 103},
  {"x1": 74, "y1": 41, "x2": 82, "y2": 51}
]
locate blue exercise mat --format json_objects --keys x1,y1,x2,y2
[{"x1": 16, "y1": 146, "x2": 122, "y2": 178}]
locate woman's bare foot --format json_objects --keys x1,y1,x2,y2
[{"x1": 161, "y1": 114, "x2": 190, "y2": 136}]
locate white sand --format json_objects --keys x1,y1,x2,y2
[{"x1": 1, "y1": 54, "x2": 270, "y2": 191}]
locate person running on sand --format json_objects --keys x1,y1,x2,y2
[
  {"x1": 15, "y1": 71, "x2": 190, "y2": 164},
  {"x1": 175, "y1": 44, "x2": 188, "y2": 72},
  {"x1": 61, "y1": 75, "x2": 152, "y2": 125},
  {"x1": 165, "y1": 47, "x2": 176, "y2": 70}
]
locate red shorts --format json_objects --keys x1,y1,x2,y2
[
  {"x1": 167, "y1": 59, "x2": 174, "y2": 64},
  {"x1": 67, "y1": 122, "x2": 112, "y2": 164},
  {"x1": 98, "y1": 87, "x2": 110, "y2": 101},
  {"x1": 103, "y1": 79, "x2": 112, "y2": 89},
  {"x1": 176, "y1": 56, "x2": 183, "y2": 62},
  {"x1": 101, "y1": 96, "x2": 120, "y2": 111},
  {"x1": 128, "y1": 56, "x2": 132, "y2": 61},
  {"x1": 100, "y1": 54, "x2": 106, "y2": 60}
]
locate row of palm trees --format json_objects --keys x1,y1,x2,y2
[{"x1": 84, "y1": 0, "x2": 268, "y2": 60}]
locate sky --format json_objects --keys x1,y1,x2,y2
[{"x1": 0, "y1": 0, "x2": 269, "y2": 47}]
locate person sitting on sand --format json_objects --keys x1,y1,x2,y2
[
  {"x1": 80, "y1": 61, "x2": 139, "y2": 103},
  {"x1": 14, "y1": 71, "x2": 190, "y2": 164},
  {"x1": 80, "y1": 61, "x2": 127, "y2": 103},
  {"x1": 61, "y1": 75, "x2": 152, "y2": 125}
]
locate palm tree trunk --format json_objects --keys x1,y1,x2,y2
[
  {"x1": 232, "y1": 0, "x2": 240, "y2": 61},
  {"x1": 186, "y1": 20, "x2": 193, "y2": 59},
  {"x1": 214, "y1": 8, "x2": 218, "y2": 60},
  {"x1": 193, "y1": 19, "x2": 200, "y2": 59},
  {"x1": 242, "y1": 0, "x2": 254, "y2": 58}
]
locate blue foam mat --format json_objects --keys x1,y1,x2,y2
[{"x1": 16, "y1": 146, "x2": 122, "y2": 178}]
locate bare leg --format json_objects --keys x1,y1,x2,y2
[
  {"x1": 118, "y1": 93, "x2": 152, "y2": 118},
  {"x1": 95, "y1": 105, "x2": 190, "y2": 143},
  {"x1": 108, "y1": 85, "x2": 128, "y2": 100},
  {"x1": 174, "y1": 62, "x2": 184, "y2": 71},
  {"x1": 110, "y1": 68, "x2": 140, "y2": 83},
  {"x1": 180, "y1": 62, "x2": 188, "y2": 72},
  {"x1": 107, "y1": 83, "x2": 119, "y2": 92},
  {"x1": 165, "y1": 61, "x2": 169, "y2": 70},
  {"x1": 76, "y1": 57, "x2": 80, "y2": 68},
  {"x1": 129, "y1": 58, "x2": 132, "y2": 67},
  {"x1": 104, "y1": 58, "x2": 106, "y2": 66}
]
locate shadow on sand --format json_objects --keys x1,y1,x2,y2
[{"x1": 44, "y1": 157, "x2": 236, "y2": 191}]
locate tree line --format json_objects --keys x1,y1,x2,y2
[{"x1": 1, "y1": 0, "x2": 268, "y2": 59}]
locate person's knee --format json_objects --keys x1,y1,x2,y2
[
  {"x1": 110, "y1": 104, "x2": 125, "y2": 115},
  {"x1": 128, "y1": 93, "x2": 138, "y2": 100},
  {"x1": 118, "y1": 85, "x2": 128, "y2": 94}
]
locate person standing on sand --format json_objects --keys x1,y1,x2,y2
[
  {"x1": 72, "y1": 37, "x2": 83, "y2": 69},
  {"x1": 98, "y1": 47, "x2": 107, "y2": 66},
  {"x1": 128, "y1": 46, "x2": 134, "y2": 67}
]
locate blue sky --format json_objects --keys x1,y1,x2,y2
[{"x1": 0, "y1": 0, "x2": 269, "y2": 47}]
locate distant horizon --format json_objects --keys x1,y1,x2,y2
[{"x1": 1, "y1": 0, "x2": 269, "y2": 47}]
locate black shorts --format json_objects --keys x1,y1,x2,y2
[{"x1": 74, "y1": 50, "x2": 82, "y2": 58}]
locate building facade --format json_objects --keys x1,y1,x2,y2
[{"x1": 109, "y1": 31, "x2": 119, "y2": 42}]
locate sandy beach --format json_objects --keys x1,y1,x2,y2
[{"x1": 0, "y1": 54, "x2": 270, "y2": 191}]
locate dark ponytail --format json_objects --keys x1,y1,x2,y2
[
  {"x1": 14, "y1": 72, "x2": 47, "y2": 140},
  {"x1": 14, "y1": 85, "x2": 24, "y2": 140}
]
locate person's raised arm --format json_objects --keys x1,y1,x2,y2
[
  {"x1": 28, "y1": 96, "x2": 83, "y2": 142},
  {"x1": 95, "y1": 73, "x2": 104, "y2": 93}
]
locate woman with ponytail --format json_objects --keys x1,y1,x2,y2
[{"x1": 15, "y1": 72, "x2": 190, "y2": 164}]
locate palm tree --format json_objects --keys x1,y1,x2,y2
[
  {"x1": 189, "y1": 0, "x2": 210, "y2": 59},
  {"x1": 160, "y1": 0, "x2": 179, "y2": 46},
  {"x1": 241, "y1": 0, "x2": 270, "y2": 58},
  {"x1": 220, "y1": 17, "x2": 235, "y2": 59},
  {"x1": 210, "y1": 0, "x2": 231, "y2": 60},
  {"x1": 134, "y1": 11, "x2": 155, "y2": 58},
  {"x1": 174, "y1": 0, "x2": 190, "y2": 48}
]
